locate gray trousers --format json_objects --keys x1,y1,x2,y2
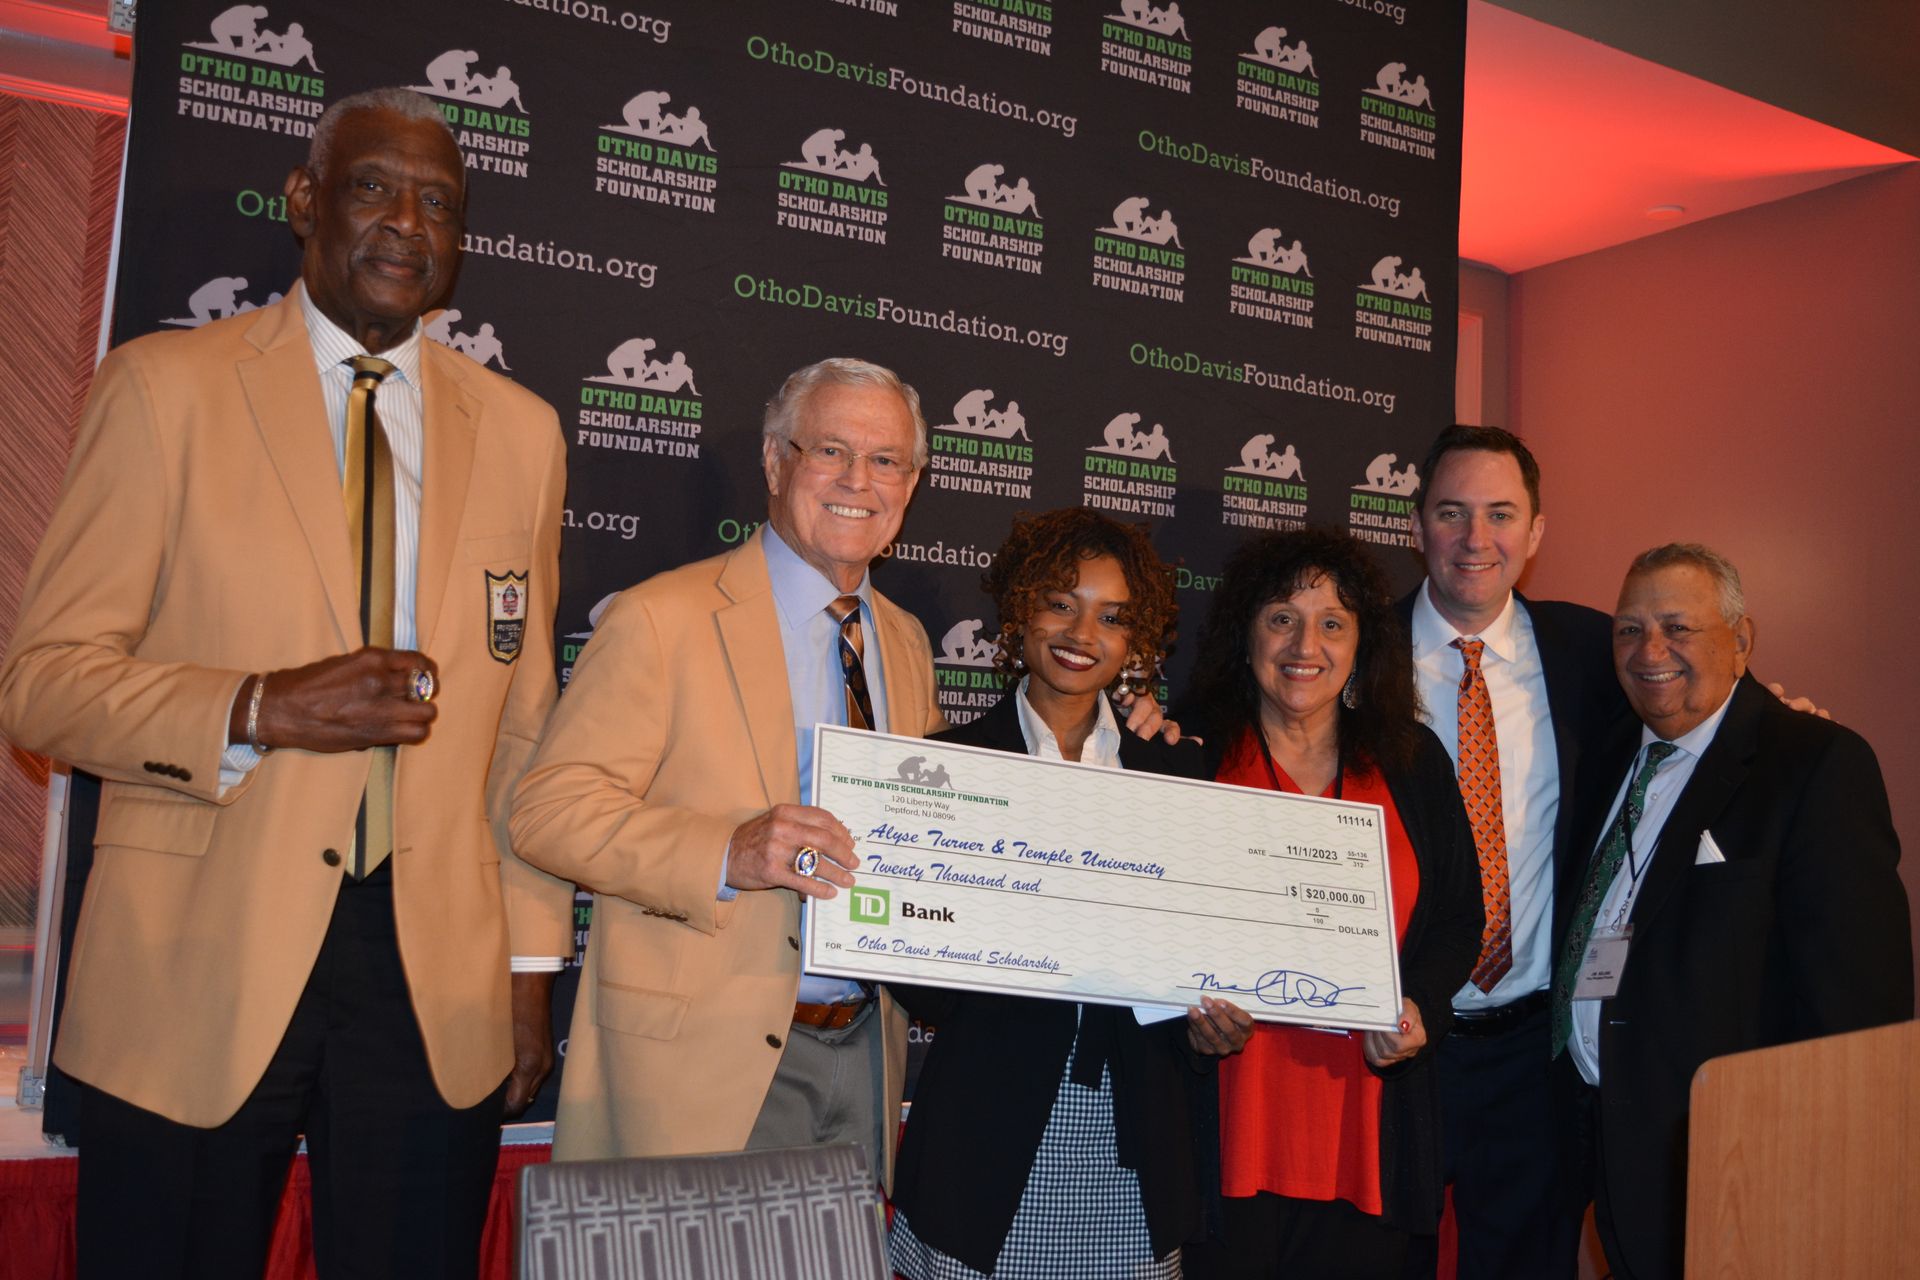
[{"x1": 745, "y1": 1002, "x2": 889, "y2": 1181}]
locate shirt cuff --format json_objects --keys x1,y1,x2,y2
[
  {"x1": 510, "y1": 956, "x2": 566, "y2": 973},
  {"x1": 718, "y1": 836, "x2": 739, "y2": 902},
  {"x1": 217, "y1": 676, "x2": 263, "y2": 796}
]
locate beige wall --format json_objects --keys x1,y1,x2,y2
[{"x1": 1509, "y1": 162, "x2": 1920, "y2": 995}]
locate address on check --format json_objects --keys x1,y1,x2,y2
[{"x1": 802, "y1": 726, "x2": 1404, "y2": 1032}]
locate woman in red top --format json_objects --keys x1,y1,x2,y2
[{"x1": 1181, "y1": 529, "x2": 1483, "y2": 1279}]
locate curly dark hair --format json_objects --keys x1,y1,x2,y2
[
  {"x1": 981, "y1": 508, "x2": 1178, "y2": 686},
  {"x1": 1185, "y1": 527, "x2": 1421, "y2": 775}
]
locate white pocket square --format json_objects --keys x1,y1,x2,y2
[{"x1": 1694, "y1": 830, "x2": 1727, "y2": 865}]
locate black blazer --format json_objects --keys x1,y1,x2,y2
[
  {"x1": 1560, "y1": 673, "x2": 1912, "y2": 1280},
  {"x1": 1396, "y1": 587, "x2": 1625, "y2": 920},
  {"x1": 887, "y1": 690, "x2": 1218, "y2": 1274},
  {"x1": 1196, "y1": 720, "x2": 1484, "y2": 1234}
]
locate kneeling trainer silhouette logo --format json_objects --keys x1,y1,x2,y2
[
  {"x1": 942, "y1": 162, "x2": 1045, "y2": 275},
  {"x1": 776, "y1": 128, "x2": 891, "y2": 246},
  {"x1": 1230, "y1": 227, "x2": 1315, "y2": 329},
  {"x1": 413, "y1": 48, "x2": 533, "y2": 177},
  {"x1": 1235, "y1": 21, "x2": 1320, "y2": 129},
  {"x1": 576, "y1": 336, "x2": 704, "y2": 459},
  {"x1": 593, "y1": 87, "x2": 719, "y2": 214},
  {"x1": 1359, "y1": 61, "x2": 1438, "y2": 160},
  {"x1": 1093, "y1": 196, "x2": 1187, "y2": 303},
  {"x1": 1354, "y1": 255, "x2": 1435, "y2": 353}
]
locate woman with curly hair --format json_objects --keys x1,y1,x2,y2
[
  {"x1": 1180, "y1": 528, "x2": 1482, "y2": 1279},
  {"x1": 889, "y1": 507, "x2": 1252, "y2": 1280}
]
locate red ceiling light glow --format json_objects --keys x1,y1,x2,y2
[{"x1": 1461, "y1": 1, "x2": 1914, "y2": 273}]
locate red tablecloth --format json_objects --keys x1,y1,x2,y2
[{"x1": 0, "y1": 1143, "x2": 551, "y2": 1280}]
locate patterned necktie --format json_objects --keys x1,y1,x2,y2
[
  {"x1": 344, "y1": 355, "x2": 398, "y2": 879},
  {"x1": 1550, "y1": 740, "x2": 1679, "y2": 1056},
  {"x1": 1454, "y1": 638, "x2": 1512, "y2": 992},
  {"x1": 827, "y1": 594, "x2": 874, "y2": 731}
]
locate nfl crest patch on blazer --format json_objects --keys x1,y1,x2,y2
[{"x1": 488, "y1": 570, "x2": 529, "y2": 662}]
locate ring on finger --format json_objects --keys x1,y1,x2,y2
[
  {"x1": 792, "y1": 846, "x2": 820, "y2": 878},
  {"x1": 408, "y1": 668, "x2": 437, "y2": 703}
]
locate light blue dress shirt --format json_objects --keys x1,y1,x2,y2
[{"x1": 764, "y1": 523, "x2": 889, "y2": 1003}]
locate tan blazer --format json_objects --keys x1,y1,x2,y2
[
  {"x1": 509, "y1": 529, "x2": 944, "y2": 1180},
  {"x1": 0, "y1": 292, "x2": 576, "y2": 1126}
]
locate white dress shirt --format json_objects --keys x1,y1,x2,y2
[
  {"x1": 214, "y1": 289, "x2": 562, "y2": 971},
  {"x1": 219, "y1": 283, "x2": 425, "y2": 788},
  {"x1": 1569, "y1": 687, "x2": 1736, "y2": 1086},
  {"x1": 1013, "y1": 677, "x2": 1123, "y2": 769},
  {"x1": 1411, "y1": 584, "x2": 1560, "y2": 1009}
]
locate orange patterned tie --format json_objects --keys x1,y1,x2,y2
[{"x1": 1455, "y1": 638, "x2": 1511, "y2": 991}]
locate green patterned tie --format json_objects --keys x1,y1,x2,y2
[{"x1": 1551, "y1": 740, "x2": 1678, "y2": 1057}]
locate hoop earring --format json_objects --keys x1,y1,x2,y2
[{"x1": 1340, "y1": 672, "x2": 1359, "y2": 710}]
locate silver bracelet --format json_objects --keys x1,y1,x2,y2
[{"x1": 246, "y1": 673, "x2": 272, "y2": 754}]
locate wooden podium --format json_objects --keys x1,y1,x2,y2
[{"x1": 1686, "y1": 1019, "x2": 1917, "y2": 1277}]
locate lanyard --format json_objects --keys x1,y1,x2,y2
[{"x1": 1610, "y1": 744, "x2": 1673, "y2": 926}]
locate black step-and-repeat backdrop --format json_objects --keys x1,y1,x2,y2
[{"x1": 111, "y1": 0, "x2": 1462, "y2": 1117}]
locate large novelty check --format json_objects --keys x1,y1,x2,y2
[{"x1": 803, "y1": 726, "x2": 1403, "y2": 1032}]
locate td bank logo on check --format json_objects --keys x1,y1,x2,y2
[
  {"x1": 849, "y1": 887, "x2": 955, "y2": 925},
  {"x1": 849, "y1": 887, "x2": 891, "y2": 924}
]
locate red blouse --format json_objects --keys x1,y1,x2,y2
[{"x1": 1214, "y1": 729, "x2": 1421, "y2": 1216}]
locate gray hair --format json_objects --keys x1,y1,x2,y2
[
  {"x1": 762, "y1": 358, "x2": 929, "y2": 470},
  {"x1": 1628, "y1": 542, "x2": 1747, "y2": 624},
  {"x1": 307, "y1": 88, "x2": 459, "y2": 183}
]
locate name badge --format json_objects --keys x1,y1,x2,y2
[{"x1": 1572, "y1": 925, "x2": 1633, "y2": 1000}]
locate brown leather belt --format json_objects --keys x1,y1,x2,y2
[{"x1": 792, "y1": 996, "x2": 872, "y2": 1030}]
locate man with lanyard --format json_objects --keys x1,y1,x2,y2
[{"x1": 1550, "y1": 543, "x2": 1908, "y2": 1280}]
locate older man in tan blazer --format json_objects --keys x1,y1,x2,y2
[
  {"x1": 510, "y1": 359, "x2": 947, "y2": 1183},
  {"x1": 0, "y1": 90, "x2": 572, "y2": 1279}
]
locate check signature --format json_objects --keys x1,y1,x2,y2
[{"x1": 1190, "y1": 969, "x2": 1359, "y2": 1008}]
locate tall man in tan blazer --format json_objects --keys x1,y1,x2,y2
[
  {"x1": 510, "y1": 359, "x2": 945, "y2": 1182},
  {"x1": 0, "y1": 90, "x2": 573, "y2": 1279}
]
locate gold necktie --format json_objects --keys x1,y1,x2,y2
[{"x1": 344, "y1": 355, "x2": 397, "y2": 878}]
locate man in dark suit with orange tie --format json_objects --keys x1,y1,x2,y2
[{"x1": 1397, "y1": 426, "x2": 1625, "y2": 1279}]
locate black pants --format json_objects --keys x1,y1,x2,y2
[
  {"x1": 75, "y1": 862, "x2": 507, "y2": 1280},
  {"x1": 1402, "y1": 1001, "x2": 1565, "y2": 1280},
  {"x1": 1185, "y1": 1192, "x2": 1411, "y2": 1280}
]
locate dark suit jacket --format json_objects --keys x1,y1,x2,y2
[
  {"x1": 1561, "y1": 672, "x2": 1912, "y2": 1280},
  {"x1": 1396, "y1": 588, "x2": 1626, "y2": 948},
  {"x1": 887, "y1": 691, "x2": 1218, "y2": 1274}
]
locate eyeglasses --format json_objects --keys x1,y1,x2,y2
[{"x1": 787, "y1": 438, "x2": 917, "y2": 485}]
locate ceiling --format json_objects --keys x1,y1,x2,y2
[
  {"x1": 1463, "y1": 0, "x2": 1915, "y2": 273},
  {"x1": 1493, "y1": 0, "x2": 1920, "y2": 161},
  {"x1": 2, "y1": 0, "x2": 1914, "y2": 274}
]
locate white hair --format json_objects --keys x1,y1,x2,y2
[
  {"x1": 307, "y1": 88, "x2": 459, "y2": 185},
  {"x1": 762, "y1": 357, "x2": 928, "y2": 469}
]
